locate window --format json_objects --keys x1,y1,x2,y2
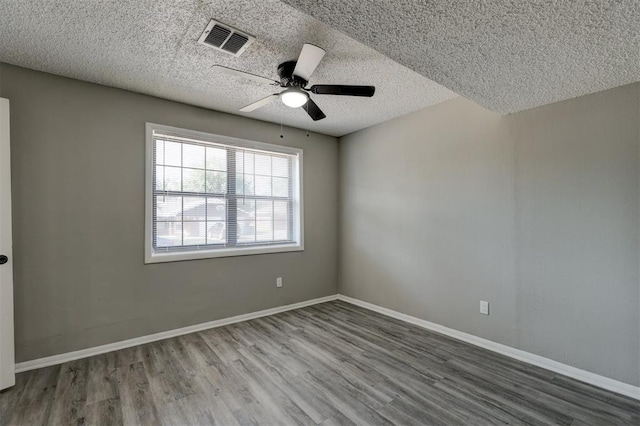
[{"x1": 145, "y1": 123, "x2": 303, "y2": 263}]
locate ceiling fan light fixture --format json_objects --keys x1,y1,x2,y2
[{"x1": 281, "y1": 88, "x2": 309, "y2": 108}]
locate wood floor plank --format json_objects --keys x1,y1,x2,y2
[
  {"x1": 2, "y1": 301, "x2": 638, "y2": 425},
  {"x1": 0, "y1": 368, "x2": 29, "y2": 425},
  {"x1": 319, "y1": 411, "x2": 358, "y2": 426},
  {"x1": 113, "y1": 345, "x2": 142, "y2": 369},
  {"x1": 438, "y1": 365, "x2": 575, "y2": 426},
  {"x1": 229, "y1": 357, "x2": 314, "y2": 426},
  {"x1": 85, "y1": 352, "x2": 119, "y2": 405},
  {"x1": 141, "y1": 340, "x2": 196, "y2": 405},
  {"x1": 429, "y1": 378, "x2": 529, "y2": 425},
  {"x1": 446, "y1": 357, "x2": 633, "y2": 425},
  {"x1": 212, "y1": 355, "x2": 258, "y2": 413},
  {"x1": 186, "y1": 374, "x2": 240, "y2": 426},
  {"x1": 85, "y1": 397, "x2": 123, "y2": 426},
  {"x1": 236, "y1": 344, "x2": 331, "y2": 424},
  {"x1": 7, "y1": 365, "x2": 60, "y2": 425},
  {"x1": 116, "y1": 361, "x2": 161, "y2": 425},
  {"x1": 199, "y1": 327, "x2": 244, "y2": 365},
  {"x1": 47, "y1": 359, "x2": 90, "y2": 425},
  {"x1": 550, "y1": 374, "x2": 640, "y2": 414}
]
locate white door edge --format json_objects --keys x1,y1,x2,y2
[{"x1": 0, "y1": 97, "x2": 15, "y2": 390}]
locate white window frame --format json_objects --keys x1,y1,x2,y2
[{"x1": 145, "y1": 123, "x2": 304, "y2": 263}]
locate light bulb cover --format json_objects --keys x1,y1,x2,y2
[{"x1": 281, "y1": 88, "x2": 309, "y2": 108}]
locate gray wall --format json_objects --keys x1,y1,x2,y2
[
  {"x1": 2, "y1": 62, "x2": 638, "y2": 388},
  {"x1": 0, "y1": 64, "x2": 339, "y2": 362},
  {"x1": 339, "y1": 84, "x2": 640, "y2": 386}
]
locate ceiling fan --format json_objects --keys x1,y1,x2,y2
[{"x1": 213, "y1": 44, "x2": 375, "y2": 121}]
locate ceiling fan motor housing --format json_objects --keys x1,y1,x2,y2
[{"x1": 278, "y1": 61, "x2": 307, "y2": 88}]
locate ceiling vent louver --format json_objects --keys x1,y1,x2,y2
[{"x1": 198, "y1": 20, "x2": 255, "y2": 57}]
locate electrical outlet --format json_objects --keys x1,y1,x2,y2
[
  {"x1": 480, "y1": 300, "x2": 489, "y2": 315},
  {"x1": 276, "y1": 277, "x2": 283, "y2": 288}
]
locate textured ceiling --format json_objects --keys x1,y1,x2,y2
[
  {"x1": 282, "y1": 0, "x2": 640, "y2": 114},
  {"x1": 0, "y1": 0, "x2": 456, "y2": 137}
]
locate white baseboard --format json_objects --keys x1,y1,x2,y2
[
  {"x1": 336, "y1": 294, "x2": 640, "y2": 401},
  {"x1": 15, "y1": 292, "x2": 639, "y2": 401},
  {"x1": 15, "y1": 294, "x2": 338, "y2": 374}
]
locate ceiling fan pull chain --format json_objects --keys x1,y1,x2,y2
[
  {"x1": 305, "y1": 103, "x2": 310, "y2": 137},
  {"x1": 280, "y1": 107, "x2": 284, "y2": 139}
]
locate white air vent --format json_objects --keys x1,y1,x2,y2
[{"x1": 198, "y1": 20, "x2": 255, "y2": 57}]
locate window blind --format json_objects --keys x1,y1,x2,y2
[{"x1": 152, "y1": 133, "x2": 296, "y2": 252}]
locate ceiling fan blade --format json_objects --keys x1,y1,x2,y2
[
  {"x1": 239, "y1": 94, "x2": 280, "y2": 112},
  {"x1": 212, "y1": 65, "x2": 279, "y2": 85},
  {"x1": 309, "y1": 85, "x2": 375, "y2": 97},
  {"x1": 293, "y1": 44, "x2": 326, "y2": 81},
  {"x1": 303, "y1": 98, "x2": 326, "y2": 121}
]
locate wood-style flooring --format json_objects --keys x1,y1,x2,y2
[{"x1": 1, "y1": 301, "x2": 639, "y2": 425}]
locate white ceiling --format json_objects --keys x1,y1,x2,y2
[
  {"x1": 282, "y1": 0, "x2": 640, "y2": 113},
  {"x1": 0, "y1": 0, "x2": 456, "y2": 137},
  {"x1": 2, "y1": 1, "x2": 637, "y2": 134}
]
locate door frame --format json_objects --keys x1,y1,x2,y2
[{"x1": 0, "y1": 97, "x2": 15, "y2": 390}]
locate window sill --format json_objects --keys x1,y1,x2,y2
[{"x1": 144, "y1": 243, "x2": 304, "y2": 264}]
